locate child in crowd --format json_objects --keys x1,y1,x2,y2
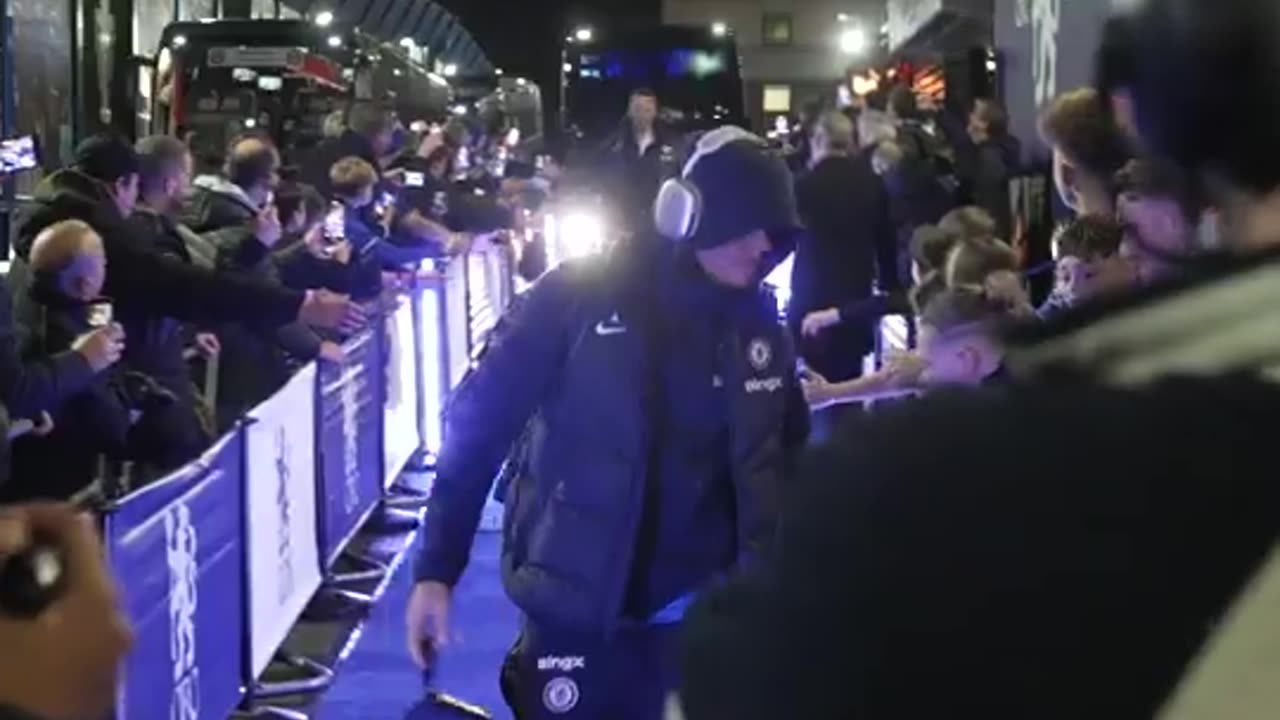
[
  {"x1": 915, "y1": 287, "x2": 1010, "y2": 386},
  {"x1": 1039, "y1": 215, "x2": 1133, "y2": 319},
  {"x1": 944, "y1": 235, "x2": 1036, "y2": 317}
]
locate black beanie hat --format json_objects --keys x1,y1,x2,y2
[
  {"x1": 683, "y1": 131, "x2": 801, "y2": 253},
  {"x1": 74, "y1": 134, "x2": 140, "y2": 184}
]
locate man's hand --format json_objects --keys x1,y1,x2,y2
[
  {"x1": 298, "y1": 290, "x2": 366, "y2": 333},
  {"x1": 193, "y1": 332, "x2": 221, "y2": 359},
  {"x1": 883, "y1": 351, "x2": 927, "y2": 389},
  {"x1": 318, "y1": 341, "x2": 346, "y2": 365},
  {"x1": 253, "y1": 204, "x2": 283, "y2": 249},
  {"x1": 0, "y1": 503, "x2": 133, "y2": 720},
  {"x1": 801, "y1": 308, "x2": 842, "y2": 337},
  {"x1": 72, "y1": 323, "x2": 125, "y2": 373},
  {"x1": 406, "y1": 580, "x2": 452, "y2": 670}
]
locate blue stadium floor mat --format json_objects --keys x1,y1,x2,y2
[{"x1": 312, "y1": 533, "x2": 519, "y2": 720}]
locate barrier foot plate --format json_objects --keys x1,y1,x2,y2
[
  {"x1": 252, "y1": 652, "x2": 335, "y2": 699},
  {"x1": 243, "y1": 706, "x2": 309, "y2": 720},
  {"x1": 367, "y1": 505, "x2": 422, "y2": 533},
  {"x1": 305, "y1": 586, "x2": 376, "y2": 621}
]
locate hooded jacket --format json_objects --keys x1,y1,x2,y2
[
  {"x1": 414, "y1": 244, "x2": 809, "y2": 634},
  {"x1": 13, "y1": 169, "x2": 304, "y2": 332}
]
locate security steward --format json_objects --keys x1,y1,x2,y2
[
  {"x1": 406, "y1": 126, "x2": 809, "y2": 719},
  {"x1": 602, "y1": 88, "x2": 684, "y2": 236}
]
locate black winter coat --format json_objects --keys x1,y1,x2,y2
[{"x1": 414, "y1": 246, "x2": 809, "y2": 634}]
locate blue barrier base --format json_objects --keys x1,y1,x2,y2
[{"x1": 366, "y1": 504, "x2": 423, "y2": 532}]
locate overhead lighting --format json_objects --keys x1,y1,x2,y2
[
  {"x1": 516, "y1": 77, "x2": 527, "y2": 86},
  {"x1": 839, "y1": 27, "x2": 866, "y2": 55},
  {"x1": 711, "y1": 21, "x2": 728, "y2": 37},
  {"x1": 494, "y1": 68, "x2": 504, "y2": 76},
  {"x1": 574, "y1": 26, "x2": 593, "y2": 42},
  {"x1": 172, "y1": 34, "x2": 187, "y2": 48},
  {"x1": 314, "y1": 10, "x2": 333, "y2": 27},
  {"x1": 452, "y1": 104, "x2": 468, "y2": 116},
  {"x1": 399, "y1": 37, "x2": 414, "y2": 48},
  {"x1": 563, "y1": 62, "x2": 572, "y2": 73},
  {"x1": 837, "y1": 12, "x2": 850, "y2": 22},
  {"x1": 244, "y1": 118, "x2": 257, "y2": 128},
  {"x1": 393, "y1": 68, "x2": 403, "y2": 76},
  {"x1": 443, "y1": 63, "x2": 457, "y2": 77},
  {"x1": 327, "y1": 35, "x2": 342, "y2": 48}
]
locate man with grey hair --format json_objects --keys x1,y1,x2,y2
[{"x1": 789, "y1": 109, "x2": 898, "y2": 440}]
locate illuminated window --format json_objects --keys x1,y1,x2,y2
[
  {"x1": 762, "y1": 13, "x2": 792, "y2": 45},
  {"x1": 762, "y1": 85, "x2": 791, "y2": 113}
]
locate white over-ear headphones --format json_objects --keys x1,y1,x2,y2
[{"x1": 653, "y1": 126, "x2": 766, "y2": 241}]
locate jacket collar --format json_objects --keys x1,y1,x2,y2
[{"x1": 191, "y1": 174, "x2": 259, "y2": 213}]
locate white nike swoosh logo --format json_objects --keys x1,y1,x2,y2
[{"x1": 595, "y1": 322, "x2": 626, "y2": 336}]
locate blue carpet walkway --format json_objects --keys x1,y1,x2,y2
[{"x1": 313, "y1": 533, "x2": 519, "y2": 720}]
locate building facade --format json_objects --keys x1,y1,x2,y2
[{"x1": 661, "y1": 0, "x2": 884, "y2": 131}]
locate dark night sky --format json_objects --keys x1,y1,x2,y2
[{"x1": 438, "y1": 0, "x2": 661, "y2": 94}]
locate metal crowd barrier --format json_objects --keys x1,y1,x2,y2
[{"x1": 97, "y1": 245, "x2": 517, "y2": 719}]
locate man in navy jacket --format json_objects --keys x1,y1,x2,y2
[{"x1": 407, "y1": 129, "x2": 809, "y2": 719}]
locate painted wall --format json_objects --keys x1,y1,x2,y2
[{"x1": 995, "y1": 0, "x2": 1119, "y2": 160}]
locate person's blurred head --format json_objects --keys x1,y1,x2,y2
[
  {"x1": 1039, "y1": 88, "x2": 1131, "y2": 216},
  {"x1": 968, "y1": 99, "x2": 1008, "y2": 145},
  {"x1": 887, "y1": 85, "x2": 918, "y2": 123},
  {"x1": 945, "y1": 236, "x2": 1020, "y2": 288},
  {"x1": 1052, "y1": 214, "x2": 1133, "y2": 305},
  {"x1": 938, "y1": 206, "x2": 998, "y2": 243},
  {"x1": 628, "y1": 88, "x2": 659, "y2": 132},
  {"x1": 1114, "y1": 157, "x2": 1201, "y2": 284},
  {"x1": 870, "y1": 140, "x2": 903, "y2": 178},
  {"x1": 322, "y1": 109, "x2": 346, "y2": 139},
  {"x1": 275, "y1": 182, "x2": 326, "y2": 235},
  {"x1": 347, "y1": 102, "x2": 396, "y2": 157},
  {"x1": 134, "y1": 135, "x2": 192, "y2": 215},
  {"x1": 809, "y1": 110, "x2": 855, "y2": 166},
  {"x1": 857, "y1": 110, "x2": 896, "y2": 150},
  {"x1": 73, "y1": 135, "x2": 140, "y2": 219},
  {"x1": 908, "y1": 270, "x2": 947, "y2": 315},
  {"x1": 329, "y1": 156, "x2": 379, "y2": 209},
  {"x1": 1105, "y1": 0, "x2": 1280, "y2": 251},
  {"x1": 909, "y1": 225, "x2": 962, "y2": 283},
  {"x1": 946, "y1": 237, "x2": 1031, "y2": 317},
  {"x1": 226, "y1": 136, "x2": 280, "y2": 206},
  {"x1": 30, "y1": 219, "x2": 107, "y2": 302},
  {"x1": 918, "y1": 287, "x2": 1007, "y2": 386}
]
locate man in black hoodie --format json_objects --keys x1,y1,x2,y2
[
  {"x1": 406, "y1": 126, "x2": 809, "y2": 719},
  {"x1": 11, "y1": 135, "x2": 364, "y2": 349}
]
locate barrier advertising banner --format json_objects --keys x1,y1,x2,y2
[
  {"x1": 318, "y1": 331, "x2": 384, "y2": 567},
  {"x1": 107, "y1": 431, "x2": 246, "y2": 720},
  {"x1": 245, "y1": 364, "x2": 322, "y2": 678},
  {"x1": 383, "y1": 300, "x2": 420, "y2": 487}
]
